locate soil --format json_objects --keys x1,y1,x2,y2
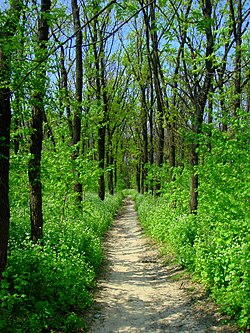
[{"x1": 86, "y1": 197, "x2": 238, "y2": 333}]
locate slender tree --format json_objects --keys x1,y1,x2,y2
[
  {"x1": 188, "y1": 0, "x2": 215, "y2": 213},
  {"x1": 84, "y1": 1, "x2": 113, "y2": 200},
  {"x1": 141, "y1": 1, "x2": 164, "y2": 167},
  {"x1": 71, "y1": 0, "x2": 83, "y2": 202},
  {"x1": 28, "y1": 0, "x2": 51, "y2": 242}
]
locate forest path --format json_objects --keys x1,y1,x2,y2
[{"x1": 86, "y1": 197, "x2": 237, "y2": 333}]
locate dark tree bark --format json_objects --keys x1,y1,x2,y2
[
  {"x1": 0, "y1": 83, "x2": 11, "y2": 279},
  {"x1": 0, "y1": 0, "x2": 22, "y2": 278},
  {"x1": 90, "y1": 11, "x2": 108, "y2": 201},
  {"x1": 99, "y1": 42, "x2": 109, "y2": 199},
  {"x1": 71, "y1": 0, "x2": 83, "y2": 202},
  {"x1": 136, "y1": 162, "x2": 141, "y2": 193},
  {"x1": 98, "y1": 125, "x2": 106, "y2": 200},
  {"x1": 147, "y1": 0, "x2": 165, "y2": 168},
  {"x1": 141, "y1": 86, "x2": 148, "y2": 194},
  {"x1": 106, "y1": 125, "x2": 114, "y2": 195},
  {"x1": 28, "y1": 0, "x2": 51, "y2": 242},
  {"x1": 92, "y1": 17, "x2": 105, "y2": 200},
  {"x1": 29, "y1": 93, "x2": 44, "y2": 241},
  {"x1": 149, "y1": 93, "x2": 154, "y2": 166}
]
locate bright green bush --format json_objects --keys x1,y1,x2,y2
[
  {"x1": 194, "y1": 219, "x2": 250, "y2": 327},
  {"x1": 136, "y1": 128, "x2": 250, "y2": 329},
  {"x1": 136, "y1": 193, "x2": 197, "y2": 269},
  {"x1": 0, "y1": 240, "x2": 93, "y2": 332},
  {"x1": 195, "y1": 129, "x2": 250, "y2": 328},
  {"x1": 1, "y1": 191, "x2": 122, "y2": 332}
]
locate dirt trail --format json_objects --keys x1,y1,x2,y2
[{"x1": 87, "y1": 197, "x2": 237, "y2": 333}]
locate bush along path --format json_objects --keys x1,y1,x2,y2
[
  {"x1": 87, "y1": 197, "x2": 238, "y2": 333},
  {"x1": 0, "y1": 193, "x2": 124, "y2": 333}
]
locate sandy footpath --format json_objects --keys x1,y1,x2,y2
[{"x1": 86, "y1": 197, "x2": 237, "y2": 333}]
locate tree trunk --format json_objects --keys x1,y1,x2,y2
[
  {"x1": 189, "y1": 0, "x2": 215, "y2": 213},
  {"x1": 29, "y1": 93, "x2": 44, "y2": 241},
  {"x1": 150, "y1": 1, "x2": 165, "y2": 168},
  {"x1": 114, "y1": 142, "x2": 118, "y2": 188},
  {"x1": 0, "y1": 1, "x2": 22, "y2": 277},
  {"x1": 98, "y1": 126, "x2": 106, "y2": 200},
  {"x1": 71, "y1": 0, "x2": 83, "y2": 202},
  {"x1": 107, "y1": 157, "x2": 114, "y2": 195},
  {"x1": 28, "y1": 0, "x2": 51, "y2": 242},
  {"x1": 136, "y1": 162, "x2": 141, "y2": 193},
  {"x1": 106, "y1": 128, "x2": 114, "y2": 195},
  {"x1": 229, "y1": 0, "x2": 242, "y2": 117},
  {"x1": 0, "y1": 85, "x2": 11, "y2": 279},
  {"x1": 141, "y1": 86, "x2": 148, "y2": 193},
  {"x1": 142, "y1": 0, "x2": 165, "y2": 193},
  {"x1": 189, "y1": 142, "x2": 199, "y2": 214},
  {"x1": 91, "y1": 14, "x2": 108, "y2": 201}
]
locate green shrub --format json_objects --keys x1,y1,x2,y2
[
  {"x1": 194, "y1": 219, "x2": 250, "y2": 327},
  {"x1": 167, "y1": 214, "x2": 197, "y2": 269},
  {"x1": 194, "y1": 129, "x2": 250, "y2": 328},
  {"x1": 136, "y1": 162, "x2": 250, "y2": 330},
  {"x1": 4, "y1": 152, "x2": 123, "y2": 333},
  {"x1": 0, "y1": 238, "x2": 93, "y2": 332},
  {"x1": 136, "y1": 194, "x2": 197, "y2": 269}
]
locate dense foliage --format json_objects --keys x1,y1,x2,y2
[
  {"x1": 136, "y1": 125, "x2": 250, "y2": 330},
  {"x1": 0, "y1": 145, "x2": 123, "y2": 332}
]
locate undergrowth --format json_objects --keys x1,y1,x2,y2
[
  {"x1": 0, "y1": 150, "x2": 123, "y2": 333},
  {"x1": 136, "y1": 193, "x2": 249, "y2": 330},
  {"x1": 135, "y1": 130, "x2": 250, "y2": 331}
]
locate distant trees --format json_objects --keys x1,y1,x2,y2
[{"x1": 120, "y1": 0, "x2": 249, "y2": 210}]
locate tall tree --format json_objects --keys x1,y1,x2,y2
[
  {"x1": 28, "y1": 0, "x2": 51, "y2": 242},
  {"x1": 84, "y1": 1, "x2": 114, "y2": 200},
  {"x1": 140, "y1": 0, "x2": 170, "y2": 192},
  {"x1": 120, "y1": 20, "x2": 150, "y2": 193},
  {"x1": 141, "y1": 0, "x2": 165, "y2": 167},
  {"x1": 71, "y1": 0, "x2": 83, "y2": 202},
  {"x1": 92, "y1": 11, "x2": 106, "y2": 200},
  {"x1": 0, "y1": 0, "x2": 22, "y2": 279},
  {"x1": 188, "y1": 0, "x2": 215, "y2": 213}
]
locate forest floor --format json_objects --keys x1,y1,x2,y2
[{"x1": 85, "y1": 197, "x2": 239, "y2": 333}]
